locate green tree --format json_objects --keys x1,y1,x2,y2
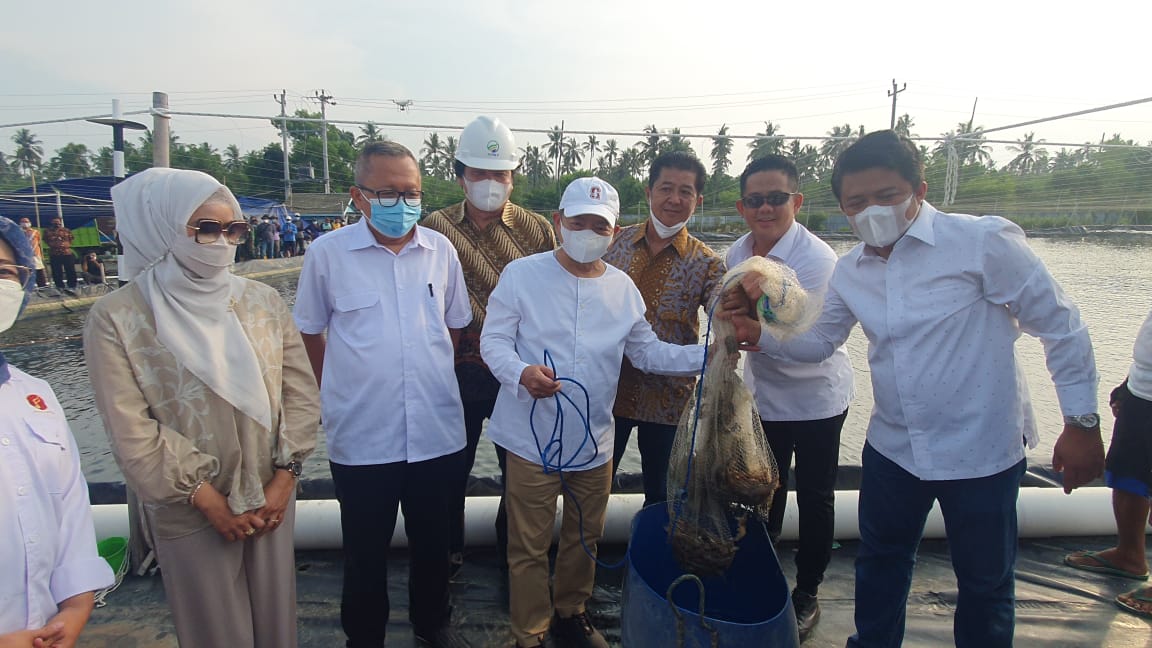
[
  {"x1": 545, "y1": 126, "x2": 565, "y2": 180},
  {"x1": 172, "y1": 142, "x2": 225, "y2": 181},
  {"x1": 934, "y1": 121, "x2": 993, "y2": 169},
  {"x1": 820, "y1": 124, "x2": 856, "y2": 169},
  {"x1": 618, "y1": 147, "x2": 644, "y2": 181},
  {"x1": 421, "y1": 133, "x2": 444, "y2": 178},
  {"x1": 12, "y1": 128, "x2": 43, "y2": 176},
  {"x1": 665, "y1": 128, "x2": 694, "y2": 155},
  {"x1": 637, "y1": 125, "x2": 661, "y2": 163},
  {"x1": 747, "y1": 121, "x2": 783, "y2": 162},
  {"x1": 357, "y1": 122, "x2": 385, "y2": 145},
  {"x1": 600, "y1": 139, "x2": 620, "y2": 174},
  {"x1": 582, "y1": 135, "x2": 600, "y2": 172},
  {"x1": 561, "y1": 137, "x2": 583, "y2": 175},
  {"x1": 44, "y1": 143, "x2": 93, "y2": 180},
  {"x1": 519, "y1": 145, "x2": 549, "y2": 188},
  {"x1": 711, "y1": 124, "x2": 734, "y2": 177},
  {"x1": 894, "y1": 114, "x2": 916, "y2": 138},
  {"x1": 1004, "y1": 132, "x2": 1048, "y2": 175}
]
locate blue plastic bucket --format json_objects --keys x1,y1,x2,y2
[{"x1": 621, "y1": 505, "x2": 799, "y2": 647}]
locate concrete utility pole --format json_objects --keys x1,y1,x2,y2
[
  {"x1": 888, "y1": 79, "x2": 907, "y2": 130},
  {"x1": 150, "y1": 93, "x2": 170, "y2": 168},
  {"x1": 314, "y1": 90, "x2": 335, "y2": 194},
  {"x1": 275, "y1": 90, "x2": 291, "y2": 202}
]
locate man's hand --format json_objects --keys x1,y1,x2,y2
[
  {"x1": 33, "y1": 592, "x2": 95, "y2": 648},
  {"x1": 520, "y1": 365, "x2": 562, "y2": 399},
  {"x1": 253, "y1": 470, "x2": 295, "y2": 538},
  {"x1": 1052, "y1": 424, "x2": 1105, "y2": 494},
  {"x1": 0, "y1": 626, "x2": 58, "y2": 648},
  {"x1": 192, "y1": 483, "x2": 268, "y2": 541}
]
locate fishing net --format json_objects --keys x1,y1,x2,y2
[{"x1": 666, "y1": 255, "x2": 817, "y2": 576}]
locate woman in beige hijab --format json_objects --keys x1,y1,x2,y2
[{"x1": 83, "y1": 168, "x2": 319, "y2": 648}]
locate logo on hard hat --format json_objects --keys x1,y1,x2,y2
[
  {"x1": 589, "y1": 186, "x2": 602, "y2": 200},
  {"x1": 486, "y1": 140, "x2": 500, "y2": 156}
]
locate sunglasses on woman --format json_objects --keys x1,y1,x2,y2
[{"x1": 188, "y1": 219, "x2": 250, "y2": 244}]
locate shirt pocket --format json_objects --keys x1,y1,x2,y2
[
  {"x1": 332, "y1": 291, "x2": 383, "y2": 347},
  {"x1": 23, "y1": 415, "x2": 69, "y2": 495}
]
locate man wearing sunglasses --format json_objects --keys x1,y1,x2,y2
[
  {"x1": 293, "y1": 141, "x2": 474, "y2": 648},
  {"x1": 727, "y1": 154, "x2": 854, "y2": 642}
]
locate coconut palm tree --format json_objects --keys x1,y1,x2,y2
[
  {"x1": 357, "y1": 122, "x2": 385, "y2": 145},
  {"x1": 665, "y1": 128, "x2": 693, "y2": 155},
  {"x1": 441, "y1": 137, "x2": 458, "y2": 180},
  {"x1": 711, "y1": 124, "x2": 734, "y2": 177},
  {"x1": 637, "y1": 125, "x2": 662, "y2": 164},
  {"x1": 561, "y1": 137, "x2": 583, "y2": 175},
  {"x1": 12, "y1": 128, "x2": 44, "y2": 176},
  {"x1": 582, "y1": 135, "x2": 600, "y2": 172},
  {"x1": 545, "y1": 126, "x2": 565, "y2": 181},
  {"x1": 422, "y1": 132, "x2": 444, "y2": 178},
  {"x1": 45, "y1": 143, "x2": 93, "y2": 179},
  {"x1": 747, "y1": 121, "x2": 783, "y2": 162},
  {"x1": 601, "y1": 139, "x2": 620, "y2": 173},
  {"x1": 820, "y1": 124, "x2": 857, "y2": 169},
  {"x1": 894, "y1": 114, "x2": 915, "y2": 138},
  {"x1": 619, "y1": 147, "x2": 644, "y2": 181},
  {"x1": 934, "y1": 121, "x2": 993, "y2": 168},
  {"x1": 519, "y1": 145, "x2": 549, "y2": 188},
  {"x1": 1004, "y1": 132, "x2": 1047, "y2": 175}
]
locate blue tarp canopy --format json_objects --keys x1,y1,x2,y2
[{"x1": 0, "y1": 176, "x2": 290, "y2": 229}]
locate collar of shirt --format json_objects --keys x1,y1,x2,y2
[
  {"x1": 856, "y1": 201, "x2": 939, "y2": 265},
  {"x1": 345, "y1": 218, "x2": 438, "y2": 254},
  {"x1": 629, "y1": 220, "x2": 690, "y2": 257},
  {"x1": 731, "y1": 220, "x2": 802, "y2": 266}
]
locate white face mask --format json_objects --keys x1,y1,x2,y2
[
  {"x1": 848, "y1": 194, "x2": 918, "y2": 248},
  {"x1": 464, "y1": 178, "x2": 512, "y2": 212},
  {"x1": 560, "y1": 224, "x2": 612, "y2": 263},
  {"x1": 171, "y1": 233, "x2": 235, "y2": 279},
  {"x1": 648, "y1": 207, "x2": 687, "y2": 239},
  {"x1": 0, "y1": 280, "x2": 25, "y2": 334}
]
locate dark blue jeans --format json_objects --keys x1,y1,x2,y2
[
  {"x1": 612, "y1": 417, "x2": 678, "y2": 507},
  {"x1": 848, "y1": 443, "x2": 1025, "y2": 648}
]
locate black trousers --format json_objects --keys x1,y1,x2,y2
[
  {"x1": 331, "y1": 451, "x2": 464, "y2": 646},
  {"x1": 450, "y1": 398, "x2": 509, "y2": 556},
  {"x1": 612, "y1": 417, "x2": 678, "y2": 506},
  {"x1": 762, "y1": 409, "x2": 848, "y2": 596},
  {"x1": 49, "y1": 254, "x2": 76, "y2": 289}
]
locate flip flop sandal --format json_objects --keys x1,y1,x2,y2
[
  {"x1": 1116, "y1": 587, "x2": 1152, "y2": 620},
  {"x1": 1064, "y1": 550, "x2": 1150, "y2": 581}
]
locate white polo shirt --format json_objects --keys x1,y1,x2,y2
[
  {"x1": 480, "y1": 251, "x2": 704, "y2": 470},
  {"x1": 727, "y1": 223, "x2": 854, "y2": 422},
  {"x1": 0, "y1": 366, "x2": 114, "y2": 633},
  {"x1": 757, "y1": 203, "x2": 1097, "y2": 480},
  {"x1": 293, "y1": 220, "x2": 472, "y2": 465}
]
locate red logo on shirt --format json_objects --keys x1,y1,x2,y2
[{"x1": 26, "y1": 394, "x2": 48, "y2": 411}]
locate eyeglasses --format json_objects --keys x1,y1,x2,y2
[
  {"x1": 187, "y1": 219, "x2": 250, "y2": 244},
  {"x1": 356, "y1": 185, "x2": 424, "y2": 208},
  {"x1": 0, "y1": 264, "x2": 33, "y2": 288},
  {"x1": 741, "y1": 192, "x2": 797, "y2": 209}
]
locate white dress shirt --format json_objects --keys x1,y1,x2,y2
[
  {"x1": 294, "y1": 220, "x2": 472, "y2": 465},
  {"x1": 757, "y1": 203, "x2": 1097, "y2": 480},
  {"x1": 0, "y1": 367, "x2": 114, "y2": 633},
  {"x1": 481, "y1": 252, "x2": 705, "y2": 470},
  {"x1": 1127, "y1": 307, "x2": 1152, "y2": 400},
  {"x1": 727, "y1": 223, "x2": 854, "y2": 421}
]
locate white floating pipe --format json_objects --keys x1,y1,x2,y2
[{"x1": 91, "y1": 488, "x2": 1126, "y2": 550}]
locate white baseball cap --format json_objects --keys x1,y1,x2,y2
[{"x1": 559, "y1": 177, "x2": 620, "y2": 227}]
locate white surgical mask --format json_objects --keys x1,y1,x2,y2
[
  {"x1": 560, "y1": 225, "x2": 612, "y2": 263},
  {"x1": 172, "y1": 233, "x2": 235, "y2": 279},
  {"x1": 848, "y1": 194, "x2": 918, "y2": 248},
  {"x1": 0, "y1": 280, "x2": 25, "y2": 333},
  {"x1": 464, "y1": 179, "x2": 512, "y2": 212},
  {"x1": 648, "y1": 208, "x2": 687, "y2": 239}
]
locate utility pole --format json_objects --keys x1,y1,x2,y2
[
  {"x1": 150, "y1": 92, "x2": 170, "y2": 168},
  {"x1": 313, "y1": 90, "x2": 335, "y2": 194},
  {"x1": 275, "y1": 90, "x2": 291, "y2": 202},
  {"x1": 888, "y1": 79, "x2": 907, "y2": 129}
]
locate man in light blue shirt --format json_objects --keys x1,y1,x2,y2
[{"x1": 726, "y1": 130, "x2": 1104, "y2": 647}]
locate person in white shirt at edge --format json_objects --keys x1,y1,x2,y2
[
  {"x1": 0, "y1": 215, "x2": 113, "y2": 648},
  {"x1": 480, "y1": 177, "x2": 760, "y2": 648},
  {"x1": 726, "y1": 154, "x2": 854, "y2": 643},
  {"x1": 722, "y1": 130, "x2": 1103, "y2": 648},
  {"x1": 293, "y1": 141, "x2": 475, "y2": 648}
]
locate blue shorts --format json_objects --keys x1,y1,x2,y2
[{"x1": 1104, "y1": 383, "x2": 1152, "y2": 498}]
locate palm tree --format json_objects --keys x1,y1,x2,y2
[
  {"x1": 12, "y1": 128, "x2": 44, "y2": 176},
  {"x1": 747, "y1": 121, "x2": 783, "y2": 162},
  {"x1": 519, "y1": 145, "x2": 549, "y2": 188},
  {"x1": 711, "y1": 124, "x2": 734, "y2": 177},
  {"x1": 665, "y1": 128, "x2": 693, "y2": 155},
  {"x1": 441, "y1": 137, "x2": 458, "y2": 180},
  {"x1": 422, "y1": 133, "x2": 444, "y2": 178},
  {"x1": 357, "y1": 122, "x2": 385, "y2": 145},
  {"x1": 223, "y1": 144, "x2": 242, "y2": 172},
  {"x1": 601, "y1": 139, "x2": 620, "y2": 173},
  {"x1": 1004, "y1": 133, "x2": 1048, "y2": 175},
  {"x1": 46, "y1": 143, "x2": 92, "y2": 179},
  {"x1": 561, "y1": 137, "x2": 583, "y2": 175},
  {"x1": 545, "y1": 126, "x2": 565, "y2": 181},
  {"x1": 637, "y1": 125, "x2": 662, "y2": 164},
  {"x1": 618, "y1": 147, "x2": 644, "y2": 181},
  {"x1": 582, "y1": 135, "x2": 600, "y2": 172},
  {"x1": 820, "y1": 124, "x2": 856, "y2": 169},
  {"x1": 894, "y1": 114, "x2": 915, "y2": 138},
  {"x1": 934, "y1": 121, "x2": 993, "y2": 168},
  {"x1": 0, "y1": 151, "x2": 10, "y2": 178}
]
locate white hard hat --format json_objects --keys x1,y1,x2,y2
[{"x1": 455, "y1": 116, "x2": 518, "y2": 171}]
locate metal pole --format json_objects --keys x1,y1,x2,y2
[
  {"x1": 152, "y1": 92, "x2": 170, "y2": 168},
  {"x1": 30, "y1": 169, "x2": 40, "y2": 228},
  {"x1": 316, "y1": 90, "x2": 334, "y2": 194},
  {"x1": 276, "y1": 90, "x2": 291, "y2": 202}
]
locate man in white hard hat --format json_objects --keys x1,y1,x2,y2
[{"x1": 423, "y1": 116, "x2": 556, "y2": 576}]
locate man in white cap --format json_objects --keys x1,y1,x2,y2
[
  {"x1": 423, "y1": 116, "x2": 556, "y2": 574},
  {"x1": 481, "y1": 177, "x2": 757, "y2": 648}
]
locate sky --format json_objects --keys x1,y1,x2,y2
[{"x1": 2, "y1": 0, "x2": 1151, "y2": 184}]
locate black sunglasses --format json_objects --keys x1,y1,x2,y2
[
  {"x1": 188, "y1": 219, "x2": 250, "y2": 244},
  {"x1": 741, "y1": 192, "x2": 797, "y2": 209}
]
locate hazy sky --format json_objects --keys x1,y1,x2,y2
[{"x1": 3, "y1": 0, "x2": 1150, "y2": 179}]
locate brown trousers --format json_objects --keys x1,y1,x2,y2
[
  {"x1": 505, "y1": 453, "x2": 611, "y2": 646},
  {"x1": 150, "y1": 493, "x2": 299, "y2": 648}
]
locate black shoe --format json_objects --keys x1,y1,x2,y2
[
  {"x1": 414, "y1": 625, "x2": 473, "y2": 648},
  {"x1": 550, "y1": 611, "x2": 608, "y2": 648},
  {"x1": 792, "y1": 589, "x2": 821, "y2": 643}
]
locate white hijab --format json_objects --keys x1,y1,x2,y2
[{"x1": 112, "y1": 168, "x2": 272, "y2": 432}]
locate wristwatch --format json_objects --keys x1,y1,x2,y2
[
  {"x1": 277, "y1": 460, "x2": 303, "y2": 478},
  {"x1": 1064, "y1": 413, "x2": 1100, "y2": 429}
]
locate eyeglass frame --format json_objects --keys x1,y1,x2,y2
[
  {"x1": 740, "y1": 191, "x2": 799, "y2": 209},
  {"x1": 186, "y1": 219, "x2": 251, "y2": 245},
  {"x1": 0, "y1": 263, "x2": 34, "y2": 288},
  {"x1": 355, "y1": 185, "x2": 425, "y2": 208}
]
